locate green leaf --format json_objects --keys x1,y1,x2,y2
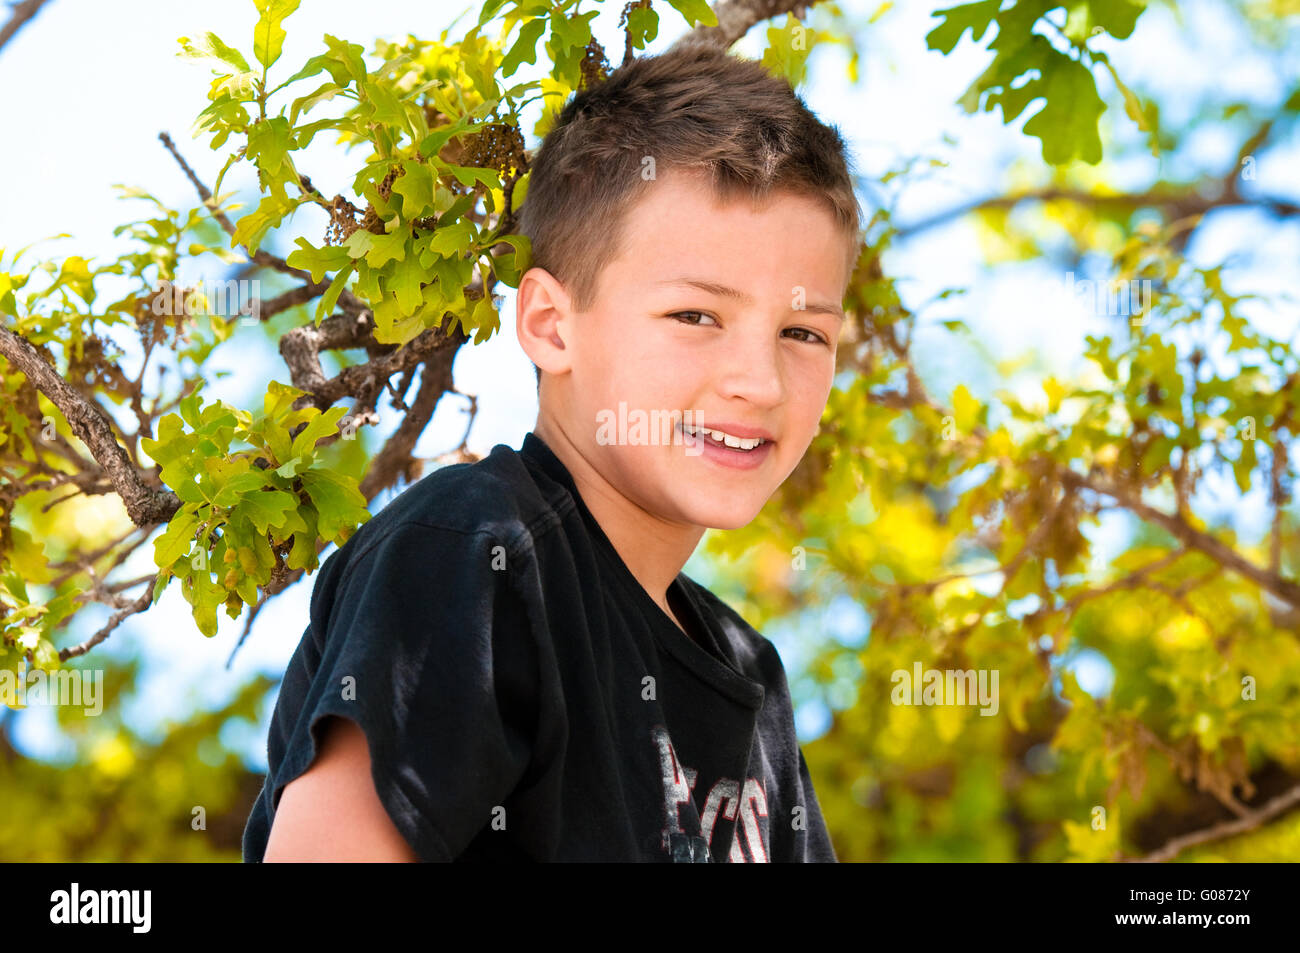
[
  {"x1": 445, "y1": 164, "x2": 501, "y2": 192},
  {"x1": 253, "y1": 0, "x2": 301, "y2": 70},
  {"x1": 342, "y1": 228, "x2": 374, "y2": 260},
  {"x1": 1018, "y1": 51, "x2": 1107, "y2": 165},
  {"x1": 263, "y1": 379, "x2": 307, "y2": 420},
  {"x1": 211, "y1": 470, "x2": 271, "y2": 507},
  {"x1": 31, "y1": 638, "x2": 59, "y2": 672},
  {"x1": 279, "y1": 52, "x2": 334, "y2": 87},
  {"x1": 371, "y1": 288, "x2": 426, "y2": 346},
  {"x1": 322, "y1": 34, "x2": 368, "y2": 85},
  {"x1": 762, "y1": 14, "x2": 816, "y2": 87},
  {"x1": 488, "y1": 234, "x2": 532, "y2": 287},
  {"x1": 286, "y1": 506, "x2": 320, "y2": 570},
  {"x1": 39, "y1": 590, "x2": 79, "y2": 633},
  {"x1": 316, "y1": 260, "x2": 355, "y2": 326},
  {"x1": 232, "y1": 193, "x2": 300, "y2": 255},
  {"x1": 7, "y1": 528, "x2": 51, "y2": 583},
  {"x1": 625, "y1": 6, "x2": 659, "y2": 49},
  {"x1": 426, "y1": 219, "x2": 475, "y2": 258},
  {"x1": 301, "y1": 469, "x2": 370, "y2": 545},
  {"x1": 926, "y1": 0, "x2": 1001, "y2": 54},
  {"x1": 188, "y1": 568, "x2": 223, "y2": 637},
  {"x1": 361, "y1": 79, "x2": 413, "y2": 141},
  {"x1": 392, "y1": 161, "x2": 435, "y2": 220},
  {"x1": 141, "y1": 414, "x2": 189, "y2": 465},
  {"x1": 290, "y1": 80, "x2": 345, "y2": 124},
  {"x1": 153, "y1": 509, "x2": 201, "y2": 569},
  {"x1": 502, "y1": 18, "x2": 547, "y2": 78},
  {"x1": 245, "y1": 116, "x2": 296, "y2": 186},
  {"x1": 286, "y1": 238, "x2": 352, "y2": 283},
  {"x1": 386, "y1": 254, "x2": 428, "y2": 314},
  {"x1": 1098, "y1": 56, "x2": 1159, "y2": 156},
  {"x1": 365, "y1": 229, "x2": 409, "y2": 268},
  {"x1": 471, "y1": 293, "x2": 500, "y2": 344},
  {"x1": 550, "y1": 9, "x2": 598, "y2": 52},
  {"x1": 666, "y1": 0, "x2": 719, "y2": 28},
  {"x1": 152, "y1": 572, "x2": 172, "y2": 605},
  {"x1": 178, "y1": 31, "x2": 252, "y2": 72},
  {"x1": 234, "y1": 489, "x2": 298, "y2": 535},
  {"x1": 51, "y1": 256, "x2": 96, "y2": 305},
  {"x1": 291, "y1": 406, "x2": 347, "y2": 458},
  {"x1": 477, "y1": 0, "x2": 511, "y2": 27},
  {"x1": 275, "y1": 455, "x2": 307, "y2": 478},
  {"x1": 1083, "y1": 0, "x2": 1145, "y2": 40},
  {"x1": 294, "y1": 116, "x2": 350, "y2": 149}
]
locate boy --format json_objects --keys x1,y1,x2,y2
[{"x1": 243, "y1": 41, "x2": 860, "y2": 862}]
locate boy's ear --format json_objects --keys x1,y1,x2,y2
[{"x1": 516, "y1": 266, "x2": 574, "y2": 377}]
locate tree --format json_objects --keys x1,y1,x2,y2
[{"x1": 2, "y1": 0, "x2": 1299, "y2": 861}]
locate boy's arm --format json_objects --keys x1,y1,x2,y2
[{"x1": 264, "y1": 715, "x2": 419, "y2": 862}]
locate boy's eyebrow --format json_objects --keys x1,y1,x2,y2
[{"x1": 657, "y1": 276, "x2": 845, "y2": 322}]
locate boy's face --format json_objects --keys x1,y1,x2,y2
[{"x1": 524, "y1": 167, "x2": 851, "y2": 531}]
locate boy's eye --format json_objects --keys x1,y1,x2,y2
[
  {"x1": 669, "y1": 311, "x2": 828, "y2": 346},
  {"x1": 784, "y1": 327, "x2": 829, "y2": 345},
  {"x1": 670, "y1": 310, "x2": 718, "y2": 327}
]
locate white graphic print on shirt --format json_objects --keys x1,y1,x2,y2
[{"x1": 653, "y1": 724, "x2": 769, "y2": 863}]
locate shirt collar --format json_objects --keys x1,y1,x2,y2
[{"x1": 519, "y1": 430, "x2": 581, "y2": 501}]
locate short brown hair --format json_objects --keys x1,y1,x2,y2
[{"x1": 517, "y1": 43, "x2": 863, "y2": 381}]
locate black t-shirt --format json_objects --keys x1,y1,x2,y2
[{"x1": 242, "y1": 431, "x2": 837, "y2": 862}]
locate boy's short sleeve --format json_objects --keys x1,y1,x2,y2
[{"x1": 272, "y1": 520, "x2": 541, "y2": 861}]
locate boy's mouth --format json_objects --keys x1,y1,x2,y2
[{"x1": 678, "y1": 423, "x2": 776, "y2": 469}]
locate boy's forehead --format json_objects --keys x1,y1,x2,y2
[{"x1": 610, "y1": 170, "x2": 850, "y2": 298}]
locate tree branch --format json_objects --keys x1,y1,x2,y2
[
  {"x1": 59, "y1": 581, "x2": 155, "y2": 662},
  {"x1": 0, "y1": 0, "x2": 51, "y2": 54},
  {"x1": 895, "y1": 185, "x2": 1300, "y2": 242},
  {"x1": 670, "y1": 0, "x2": 815, "y2": 52},
  {"x1": 1060, "y1": 469, "x2": 1300, "y2": 608},
  {"x1": 358, "y1": 351, "x2": 456, "y2": 498},
  {"x1": 1126, "y1": 781, "x2": 1300, "y2": 863},
  {"x1": 0, "y1": 327, "x2": 179, "y2": 526}
]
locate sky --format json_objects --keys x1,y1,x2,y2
[{"x1": 1, "y1": 0, "x2": 1297, "y2": 765}]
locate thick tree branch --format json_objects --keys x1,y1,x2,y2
[
  {"x1": 359, "y1": 351, "x2": 457, "y2": 498},
  {"x1": 670, "y1": 0, "x2": 815, "y2": 52},
  {"x1": 281, "y1": 318, "x2": 467, "y2": 409},
  {"x1": 0, "y1": 327, "x2": 179, "y2": 526}
]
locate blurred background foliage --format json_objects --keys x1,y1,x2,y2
[{"x1": 2, "y1": 0, "x2": 1299, "y2": 861}]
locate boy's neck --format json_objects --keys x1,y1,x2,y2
[{"x1": 532, "y1": 413, "x2": 705, "y2": 625}]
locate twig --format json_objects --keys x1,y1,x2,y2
[
  {"x1": 0, "y1": 0, "x2": 50, "y2": 54},
  {"x1": 895, "y1": 185, "x2": 1300, "y2": 242},
  {"x1": 1125, "y1": 781, "x2": 1300, "y2": 862},
  {"x1": 256, "y1": 281, "x2": 331, "y2": 322},
  {"x1": 59, "y1": 583, "x2": 155, "y2": 661},
  {"x1": 1060, "y1": 469, "x2": 1300, "y2": 608}
]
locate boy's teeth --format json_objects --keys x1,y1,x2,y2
[{"x1": 685, "y1": 425, "x2": 764, "y2": 450}]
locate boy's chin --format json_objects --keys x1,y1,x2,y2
[{"x1": 675, "y1": 499, "x2": 765, "y2": 531}]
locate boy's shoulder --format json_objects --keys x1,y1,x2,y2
[{"x1": 336, "y1": 442, "x2": 562, "y2": 565}]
